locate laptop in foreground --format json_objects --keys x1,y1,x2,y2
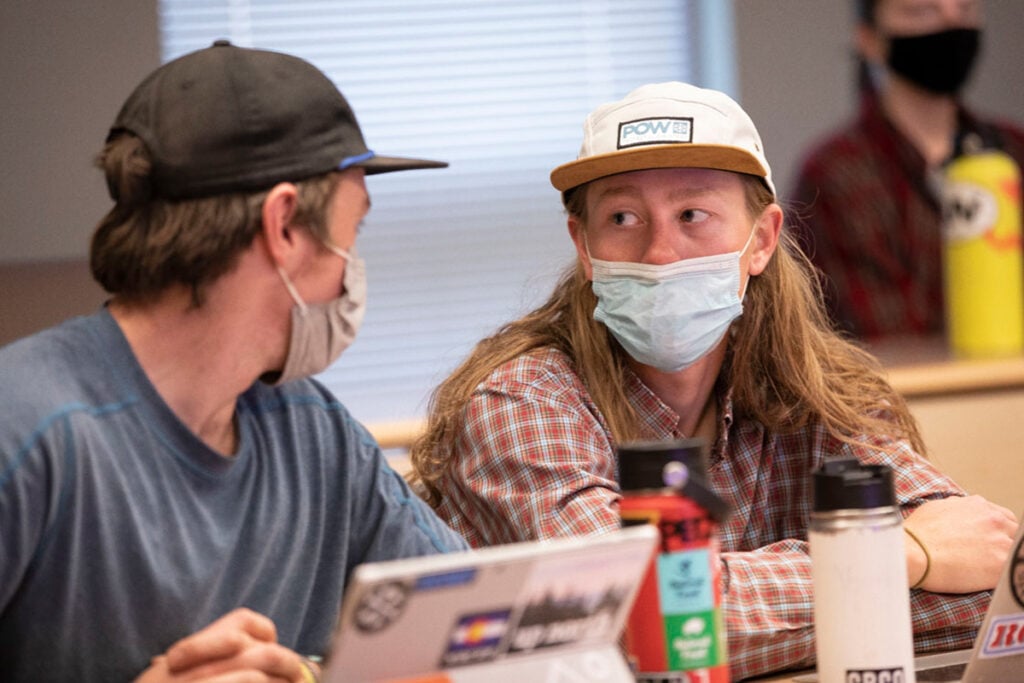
[{"x1": 322, "y1": 525, "x2": 658, "y2": 683}]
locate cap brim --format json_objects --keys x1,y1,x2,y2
[
  {"x1": 356, "y1": 155, "x2": 448, "y2": 174},
  {"x1": 550, "y1": 144, "x2": 767, "y2": 192}
]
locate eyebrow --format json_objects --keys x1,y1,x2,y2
[{"x1": 593, "y1": 183, "x2": 724, "y2": 203}]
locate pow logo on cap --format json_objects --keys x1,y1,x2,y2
[{"x1": 618, "y1": 117, "x2": 693, "y2": 149}]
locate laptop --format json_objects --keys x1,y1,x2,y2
[
  {"x1": 794, "y1": 515, "x2": 1024, "y2": 683},
  {"x1": 322, "y1": 525, "x2": 659, "y2": 683}
]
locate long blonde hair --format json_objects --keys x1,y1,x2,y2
[{"x1": 410, "y1": 175, "x2": 924, "y2": 506}]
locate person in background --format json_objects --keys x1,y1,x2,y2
[
  {"x1": 791, "y1": 0, "x2": 1024, "y2": 340},
  {"x1": 0, "y1": 41, "x2": 466, "y2": 683},
  {"x1": 409, "y1": 81, "x2": 1018, "y2": 680}
]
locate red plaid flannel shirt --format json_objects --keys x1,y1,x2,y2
[
  {"x1": 433, "y1": 348, "x2": 989, "y2": 681},
  {"x1": 791, "y1": 90, "x2": 1024, "y2": 339}
]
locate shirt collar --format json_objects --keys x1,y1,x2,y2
[{"x1": 624, "y1": 367, "x2": 734, "y2": 462}]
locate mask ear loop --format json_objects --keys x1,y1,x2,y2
[
  {"x1": 581, "y1": 232, "x2": 607, "y2": 276},
  {"x1": 737, "y1": 221, "x2": 760, "y2": 300},
  {"x1": 276, "y1": 267, "x2": 309, "y2": 313},
  {"x1": 322, "y1": 240, "x2": 355, "y2": 263},
  {"x1": 277, "y1": 238, "x2": 354, "y2": 312}
]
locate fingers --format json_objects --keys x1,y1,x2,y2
[
  {"x1": 959, "y1": 495, "x2": 1019, "y2": 539},
  {"x1": 139, "y1": 654, "x2": 294, "y2": 683},
  {"x1": 228, "y1": 608, "x2": 279, "y2": 643},
  {"x1": 910, "y1": 495, "x2": 1016, "y2": 530},
  {"x1": 905, "y1": 495, "x2": 1020, "y2": 593},
  {"x1": 141, "y1": 610, "x2": 313, "y2": 683},
  {"x1": 171, "y1": 642, "x2": 308, "y2": 682},
  {"x1": 165, "y1": 609, "x2": 279, "y2": 673},
  {"x1": 963, "y1": 493, "x2": 1017, "y2": 519},
  {"x1": 990, "y1": 499, "x2": 1019, "y2": 527}
]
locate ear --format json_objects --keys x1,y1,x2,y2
[
  {"x1": 856, "y1": 22, "x2": 885, "y2": 64},
  {"x1": 747, "y1": 203, "x2": 783, "y2": 277},
  {"x1": 261, "y1": 183, "x2": 302, "y2": 270},
  {"x1": 567, "y1": 215, "x2": 593, "y2": 280}
]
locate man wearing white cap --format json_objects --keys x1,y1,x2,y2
[{"x1": 410, "y1": 82, "x2": 1017, "y2": 679}]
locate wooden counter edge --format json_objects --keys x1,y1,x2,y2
[
  {"x1": 370, "y1": 417, "x2": 427, "y2": 450},
  {"x1": 365, "y1": 356, "x2": 1024, "y2": 447},
  {"x1": 885, "y1": 356, "x2": 1024, "y2": 398}
]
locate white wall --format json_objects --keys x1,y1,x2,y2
[
  {"x1": 0, "y1": 1, "x2": 160, "y2": 263},
  {"x1": 2, "y1": 1, "x2": 1022, "y2": 262},
  {"x1": 735, "y1": 0, "x2": 1024, "y2": 200}
]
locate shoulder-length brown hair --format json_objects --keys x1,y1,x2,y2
[{"x1": 410, "y1": 174, "x2": 924, "y2": 506}]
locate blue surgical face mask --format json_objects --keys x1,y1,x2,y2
[{"x1": 589, "y1": 225, "x2": 757, "y2": 372}]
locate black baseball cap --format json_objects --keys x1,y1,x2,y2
[{"x1": 107, "y1": 40, "x2": 447, "y2": 200}]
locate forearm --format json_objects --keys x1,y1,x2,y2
[
  {"x1": 456, "y1": 379, "x2": 623, "y2": 542},
  {"x1": 720, "y1": 542, "x2": 816, "y2": 681},
  {"x1": 909, "y1": 589, "x2": 990, "y2": 653},
  {"x1": 720, "y1": 541, "x2": 989, "y2": 681}
]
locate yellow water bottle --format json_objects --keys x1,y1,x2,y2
[{"x1": 941, "y1": 142, "x2": 1024, "y2": 358}]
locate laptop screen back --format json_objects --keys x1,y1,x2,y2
[{"x1": 323, "y1": 525, "x2": 658, "y2": 683}]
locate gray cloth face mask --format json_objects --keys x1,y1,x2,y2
[{"x1": 266, "y1": 242, "x2": 366, "y2": 386}]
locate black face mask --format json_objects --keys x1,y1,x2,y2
[{"x1": 886, "y1": 27, "x2": 981, "y2": 95}]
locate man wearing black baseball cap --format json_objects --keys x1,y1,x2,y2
[{"x1": 0, "y1": 41, "x2": 465, "y2": 682}]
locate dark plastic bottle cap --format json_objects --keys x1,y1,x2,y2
[
  {"x1": 617, "y1": 438, "x2": 730, "y2": 522},
  {"x1": 812, "y1": 457, "x2": 896, "y2": 512},
  {"x1": 618, "y1": 438, "x2": 708, "y2": 490}
]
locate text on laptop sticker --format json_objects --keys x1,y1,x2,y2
[
  {"x1": 509, "y1": 585, "x2": 629, "y2": 653},
  {"x1": 980, "y1": 613, "x2": 1024, "y2": 658}
]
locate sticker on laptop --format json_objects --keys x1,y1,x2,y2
[
  {"x1": 415, "y1": 568, "x2": 477, "y2": 592},
  {"x1": 352, "y1": 580, "x2": 411, "y2": 633},
  {"x1": 980, "y1": 613, "x2": 1024, "y2": 658},
  {"x1": 440, "y1": 608, "x2": 513, "y2": 668},
  {"x1": 505, "y1": 546, "x2": 644, "y2": 654},
  {"x1": 1010, "y1": 531, "x2": 1024, "y2": 609},
  {"x1": 506, "y1": 584, "x2": 629, "y2": 653}
]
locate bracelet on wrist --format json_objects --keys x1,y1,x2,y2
[{"x1": 904, "y1": 526, "x2": 931, "y2": 589}]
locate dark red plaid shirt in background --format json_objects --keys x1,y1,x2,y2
[
  {"x1": 791, "y1": 90, "x2": 1024, "y2": 340},
  {"x1": 433, "y1": 348, "x2": 988, "y2": 681}
]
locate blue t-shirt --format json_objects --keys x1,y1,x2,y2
[{"x1": 0, "y1": 308, "x2": 467, "y2": 681}]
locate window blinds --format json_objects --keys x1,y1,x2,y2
[{"x1": 159, "y1": 0, "x2": 719, "y2": 423}]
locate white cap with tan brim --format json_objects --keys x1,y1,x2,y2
[{"x1": 550, "y1": 81, "x2": 775, "y2": 197}]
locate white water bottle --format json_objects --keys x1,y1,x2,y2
[{"x1": 809, "y1": 458, "x2": 916, "y2": 683}]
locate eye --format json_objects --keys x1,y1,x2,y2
[
  {"x1": 611, "y1": 211, "x2": 641, "y2": 227},
  {"x1": 680, "y1": 208, "x2": 711, "y2": 224}
]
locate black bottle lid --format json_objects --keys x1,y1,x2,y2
[
  {"x1": 617, "y1": 438, "x2": 730, "y2": 522},
  {"x1": 812, "y1": 457, "x2": 896, "y2": 512},
  {"x1": 618, "y1": 438, "x2": 708, "y2": 489}
]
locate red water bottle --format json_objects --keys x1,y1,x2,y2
[{"x1": 618, "y1": 438, "x2": 731, "y2": 683}]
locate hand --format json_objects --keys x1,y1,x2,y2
[
  {"x1": 904, "y1": 495, "x2": 1018, "y2": 594},
  {"x1": 135, "y1": 608, "x2": 318, "y2": 682}
]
